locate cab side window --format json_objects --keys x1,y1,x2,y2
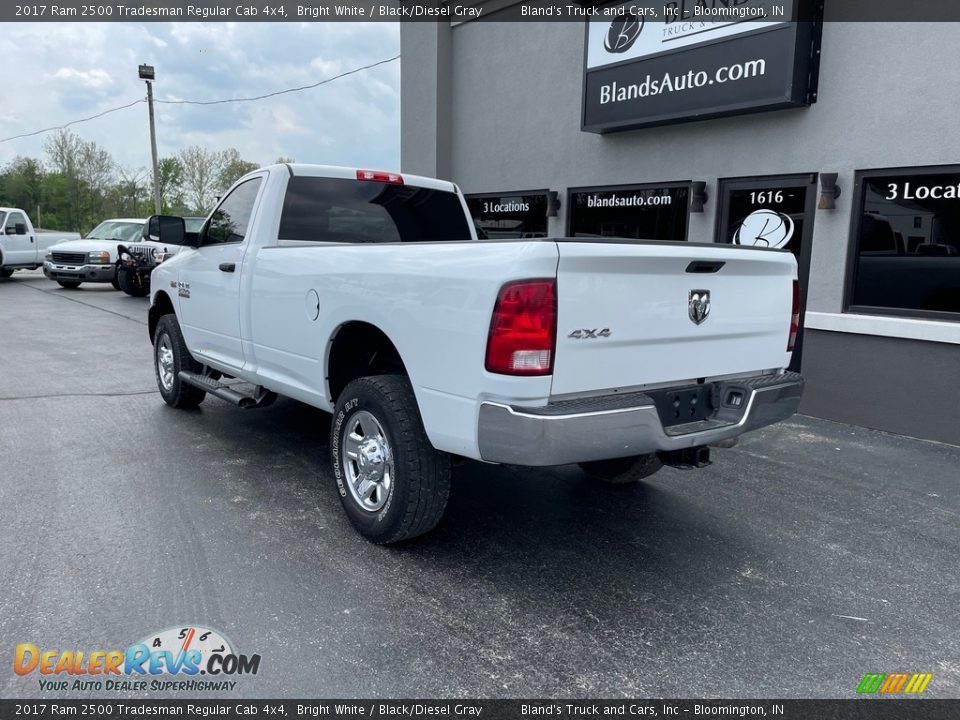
[{"x1": 202, "y1": 178, "x2": 263, "y2": 246}]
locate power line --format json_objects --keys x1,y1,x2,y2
[
  {"x1": 156, "y1": 55, "x2": 400, "y2": 106},
  {"x1": 0, "y1": 98, "x2": 145, "y2": 143},
  {"x1": 0, "y1": 55, "x2": 400, "y2": 145}
]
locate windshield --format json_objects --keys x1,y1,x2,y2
[
  {"x1": 86, "y1": 221, "x2": 143, "y2": 243},
  {"x1": 184, "y1": 217, "x2": 205, "y2": 233}
]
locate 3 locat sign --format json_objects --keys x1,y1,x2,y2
[
  {"x1": 466, "y1": 192, "x2": 549, "y2": 239},
  {"x1": 582, "y1": 0, "x2": 822, "y2": 133}
]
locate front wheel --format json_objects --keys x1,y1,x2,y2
[
  {"x1": 0, "y1": 268, "x2": 14, "y2": 278},
  {"x1": 154, "y1": 314, "x2": 206, "y2": 409},
  {"x1": 331, "y1": 375, "x2": 451, "y2": 544},
  {"x1": 117, "y1": 266, "x2": 150, "y2": 297},
  {"x1": 579, "y1": 454, "x2": 663, "y2": 484},
  {"x1": 57, "y1": 280, "x2": 81, "y2": 289}
]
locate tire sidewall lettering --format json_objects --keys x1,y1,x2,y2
[{"x1": 333, "y1": 394, "x2": 396, "y2": 521}]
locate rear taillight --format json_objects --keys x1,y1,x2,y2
[
  {"x1": 485, "y1": 279, "x2": 556, "y2": 376},
  {"x1": 356, "y1": 169, "x2": 404, "y2": 185},
  {"x1": 788, "y1": 279, "x2": 800, "y2": 351}
]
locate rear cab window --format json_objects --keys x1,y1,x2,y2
[
  {"x1": 278, "y1": 176, "x2": 472, "y2": 244},
  {"x1": 6, "y1": 212, "x2": 27, "y2": 233}
]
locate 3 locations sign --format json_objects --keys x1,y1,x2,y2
[
  {"x1": 582, "y1": 0, "x2": 822, "y2": 133},
  {"x1": 466, "y1": 192, "x2": 549, "y2": 239}
]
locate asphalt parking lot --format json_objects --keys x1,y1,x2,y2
[{"x1": 1, "y1": 269, "x2": 958, "y2": 699}]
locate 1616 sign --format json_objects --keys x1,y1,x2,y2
[{"x1": 582, "y1": 0, "x2": 823, "y2": 133}]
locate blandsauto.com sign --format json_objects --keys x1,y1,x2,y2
[{"x1": 581, "y1": 0, "x2": 822, "y2": 133}]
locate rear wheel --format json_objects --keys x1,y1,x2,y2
[
  {"x1": 331, "y1": 375, "x2": 451, "y2": 544},
  {"x1": 579, "y1": 454, "x2": 663, "y2": 484},
  {"x1": 57, "y1": 280, "x2": 81, "y2": 289},
  {"x1": 154, "y1": 314, "x2": 206, "y2": 409},
  {"x1": 0, "y1": 268, "x2": 14, "y2": 278},
  {"x1": 111, "y1": 272, "x2": 121, "y2": 291}
]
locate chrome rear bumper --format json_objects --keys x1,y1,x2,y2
[{"x1": 478, "y1": 372, "x2": 803, "y2": 466}]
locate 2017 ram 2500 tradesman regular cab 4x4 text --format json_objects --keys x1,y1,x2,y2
[{"x1": 146, "y1": 164, "x2": 804, "y2": 543}]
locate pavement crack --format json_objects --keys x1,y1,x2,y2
[
  {"x1": 9, "y1": 280, "x2": 148, "y2": 325},
  {"x1": 0, "y1": 390, "x2": 159, "y2": 401}
]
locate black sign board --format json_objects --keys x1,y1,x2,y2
[
  {"x1": 582, "y1": 1, "x2": 822, "y2": 133},
  {"x1": 466, "y1": 191, "x2": 549, "y2": 239},
  {"x1": 848, "y1": 167, "x2": 960, "y2": 320},
  {"x1": 568, "y1": 183, "x2": 690, "y2": 241}
]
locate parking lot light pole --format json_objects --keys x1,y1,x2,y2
[{"x1": 139, "y1": 64, "x2": 161, "y2": 215}]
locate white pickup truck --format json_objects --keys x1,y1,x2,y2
[
  {"x1": 0, "y1": 208, "x2": 80, "y2": 277},
  {"x1": 43, "y1": 218, "x2": 146, "y2": 289},
  {"x1": 146, "y1": 164, "x2": 803, "y2": 543}
]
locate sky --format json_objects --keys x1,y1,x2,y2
[{"x1": 0, "y1": 22, "x2": 400, "y2": 172}]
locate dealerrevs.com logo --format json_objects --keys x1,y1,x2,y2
[{"x1": 14, "y1": 625, "x2": 261, "y2": 692}]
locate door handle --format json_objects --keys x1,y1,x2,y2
[{"x1": 218, "y1": 263, "x2": 236, "y2": 273}]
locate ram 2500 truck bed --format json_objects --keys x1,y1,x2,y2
[{"x1": 145, "y1": 164, "x2": 803, "y2": 543}]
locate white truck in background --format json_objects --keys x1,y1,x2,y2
[
  {"x1": 146, "y1": 164, "x2": 804, "y2": 544},
  {"x1": 0, "y1": 208, "x2": 80, "y2": 277},
  {"x1": 42, "y1": 218, "x2": 146, "y2": 289}
]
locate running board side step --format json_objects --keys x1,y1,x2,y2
[{"x1": 178, "y1": 371, "x2": 277, "y2": 409}]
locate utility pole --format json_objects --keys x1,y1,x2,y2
[{"x1": 139, "y1": 64, "x2": 161, "y2": 214}]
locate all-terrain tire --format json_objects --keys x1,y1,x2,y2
[
  {"x1": 578, "y1": 454, "x2": 663, "y2": 484},
  {"x1": 57, "y1": 280, "x2": 81, "y2": 289},
  {"x1": 153, "y1": 314, "x2": 206, "y2": 409},
  {"x1": 331, "y1": 375, "x2": 451, "y2": 544},
  {"x1": 117, "y1": 266, "x2": 150, "y2": 297}
]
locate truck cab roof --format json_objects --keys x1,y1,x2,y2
[{"x1": 267, "y1": 164, "x2": 460, "y2": 194}]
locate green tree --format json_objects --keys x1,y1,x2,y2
[
  {"x1": 155, "y1": 156, "x2": 185, "y2": 213},
  {"x1": 0, "y1": 156, "x2": 44, "y2": 223},
  {"x1": 217, "y1": 148, "x2": 259, "y2": 193},
  {"x1": 43, "y1": 129, "x2": 115, "y2": 232},
  {"x1": 178, "y1": 145, "x2": 220, "y2": 213}
]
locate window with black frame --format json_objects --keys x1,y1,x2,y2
[
  {"x1": 278, "y1": 176, "x2": 472, "y2": 243},
  {"x1": 568, "y1": 184, "x2": 689, "y2": 241},
  {"x1": 849, "y1": 169, "x2": 960, "y2": 319},
  {"x1": 465, "y1": 192, "x2": 548, "y2": 239}
]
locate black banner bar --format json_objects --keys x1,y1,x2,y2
[
  {"x1": 6, "y1": 1, "x2": 960, "y2": 22},
  {"x1": 1, "y1": 700, "x2": 958, "y2": 720}
]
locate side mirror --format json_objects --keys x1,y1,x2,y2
[
  {"x1": 146, "y1": 215, "x2": 191, "y2": 246},
  {"x1": 14, "y1": 223, "x2": 27, "y2": 235}
]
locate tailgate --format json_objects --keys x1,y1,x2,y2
[{"x1": 551, "y1": 241, "x2": 796, "y2": 396}]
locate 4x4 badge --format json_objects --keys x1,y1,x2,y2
[
  {"x1": 568, "y1": 328, "x2": 611, "y2": 339},
  {"x1": 689, "y1": 290, "x2": 710, "y2": 325}
]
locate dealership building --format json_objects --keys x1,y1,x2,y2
[{"x1": 400, "y1": 3, "x2": 960, "y2": 445}]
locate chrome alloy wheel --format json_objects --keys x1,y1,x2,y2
[
  {"x1": 157, "y1": 333, "x2": 175, "y2": 392},
  {"x1": 342, "y1": 410, "x2": 394, "y2": 512}
]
